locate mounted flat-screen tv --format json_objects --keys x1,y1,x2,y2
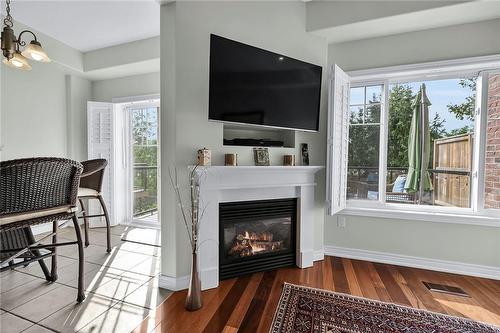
[{"x1": 209, "y1": 35, "x2": 322, "y2": 132}]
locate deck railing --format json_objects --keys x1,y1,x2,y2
[
  {"x1": 347, "y1": 166, "x2": 471, "y2": 207},
  {"x1": 133, "y1": 164, "x2": 158, "y2": 217}
]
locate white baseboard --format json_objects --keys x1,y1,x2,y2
[
  {"x1": 159, "y1": 274, "x2": 190, "y2": 291},
  {"x1": 313, "y1": 250, "x2": 325, "y2": 262},
  {"x1": 324, "y1": 245, "x2": 500, "y2": 281},
  {"x1": 159, "y1": 267, "x2": 219, "y2": 292}
]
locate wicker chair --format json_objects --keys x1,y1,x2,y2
[
  {"x1": 0, "y1": 157, "x2": 86, "y2": 303},
  {"x1": 386, "y1": 174, "x2": 417, "y2": 204},
  {"x1": 77, "y1": 159, "x2": 111, "y2": 253}
]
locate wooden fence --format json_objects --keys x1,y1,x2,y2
[{"x1": 432, "y1": 133, "x2": 472, "y2": 208}]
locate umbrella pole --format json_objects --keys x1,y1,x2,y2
[{"x1": 418, "y1": 85, "x2": 426, "y2": 204}]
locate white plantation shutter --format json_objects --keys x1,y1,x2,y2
[
  {"x1": 87, "y1": 102, "x2": 115, "y2": 226},
  {"x1": 326, "y1": 65, "x2": 350, "y2": 215}
]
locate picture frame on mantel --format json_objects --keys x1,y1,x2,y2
[{"x1": 253, "y1": 148, "x2": 270, "y2": 166}]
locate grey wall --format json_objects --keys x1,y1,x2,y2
[
  {"x1": 0, "y1": 63, "x2": 91, "y2": 162},
  {"x1": 160, "y1": 1, "x2": 328, "y2": 279},
  {"x1": 91, "y1": 72, "x2": 160, "y2": 102},
  {"x1": 1, "y1": 62, "x2": 68, "y2": 160},
  {"x1": 327, "y1": 20, "x2": 500, "y2": 268},
  {"x1": 67, "y1": 75, "x2": 92, "y2": 161}
]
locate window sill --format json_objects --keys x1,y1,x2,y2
[{"x1": 338, "y1": 206, "x2": 500, "y2": 227}]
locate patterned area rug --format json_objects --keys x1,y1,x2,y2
[{"x1": 270, "y1": 283, "x2": 500, "y2": 333}]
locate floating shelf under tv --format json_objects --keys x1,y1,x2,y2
[{"x1": 222, "y1": 123, "x2": 295, "y2": 148}]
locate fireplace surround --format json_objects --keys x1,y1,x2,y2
[
  {"x1": 159, "y1": 166, "x2": 323, "y2": 291},
  {"x1": 219, "y1": 198, "x2": 297, "y2": 279}
]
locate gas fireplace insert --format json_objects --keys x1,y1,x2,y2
[{"x1": 219, "y1": 198, "x2": 297, "y2": 280}]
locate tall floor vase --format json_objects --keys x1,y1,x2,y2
[{"x1": 185, "y1": 252, "x2": 203, "y2": 311}]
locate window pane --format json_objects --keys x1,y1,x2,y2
[
  {"x1": 366, "y1": 85, "x2": 382, "y2": 103},
  {"x1": 131, "y1": 106, "x2": 159, "y2": 220},
  {"x1": 347, "y1": 125, "x2": 380, "y2": 200},
  {"x1": 350, "y1": 106, "x2": 364, "y2": 124},
  {"x1": 350, "y1": 87, "x2": 364, "y2": 105},
  {"x1": 133, "y1": 146, "x2": 157, "y2": 166},
  {"x1": 348, "y1": 85, "x2": 380, "y2": 201},
  {"x1": 484, "y1": 74, "x2": 500, "y2": 209},
  {"x1": 386, "y1": 79, "x2": 474, "y2": 207},
  {"x1": 365, "y1": 103, "x2": 381, "y2": 124}
]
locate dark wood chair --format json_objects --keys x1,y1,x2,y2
[
  {"x1": 0, "y1": 157, "x2": 86, "y2": 302},
  {"x1": 77, "y1": 159, "x2": 111, "y2": 253}
]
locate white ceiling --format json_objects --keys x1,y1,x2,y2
[{"x1": 1, "y1": 1, "x2": 160, "y2": 52}]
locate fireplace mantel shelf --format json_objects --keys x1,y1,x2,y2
[
  {"x1": 193, "y1": 165, "x2": 324, "y2": 170},
  {"x1": 194, "y1": 165, "x2": 324, "y2": 191}
]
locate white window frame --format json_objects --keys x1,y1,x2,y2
[
  {"x1": 327, "y1": 55, "x2": 500, "y2": 227},
  {"x1": 115, "y1": 97, "x2": 160, "y2": 228},
  {"x1": 127, "y1": 101, "x2": 160, "y2": 227}
]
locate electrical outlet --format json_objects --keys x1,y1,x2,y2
[{"x1": 337, "y1": 216, "x2": 346, "y2": 228}]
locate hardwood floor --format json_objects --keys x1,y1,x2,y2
[{"x1": 133, "y1": 257, "x2": 500, "y2": 332}]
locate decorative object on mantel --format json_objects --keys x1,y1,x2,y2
[
  {"x1": 1, "y1": 0, "x2": 50, "y2": 70},
  {"x1": 253, "y1": 147, "x2": 270, "y2": 166},
  {"x1": 283, "y1": 155, "x2": 295, "y2": 166},
  {"x1": 224, "y1": 153, "x2": 237, "y2": 166},
  {"x1": 270, "y1": 283, "x2": 500, "y2": 333},
  {"x1": 168, "y1": 164, "x2": 206, "y2": 311},
  {"x1": 301, "y1": 143, "x2": 309, "y2": 166},
  {"x1": 197, "y1": 148, "x2": 211, "y2": 166}
]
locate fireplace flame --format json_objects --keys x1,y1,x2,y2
[{"x1": 229, "y1": 230, "x2": 283, "y2": 257}]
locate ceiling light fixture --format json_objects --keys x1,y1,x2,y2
[{"x1": 1, "y1": 0, "x2": 50, "y2": 70}]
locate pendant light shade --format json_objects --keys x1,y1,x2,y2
[
  {"x1": 1, "y1": 0, "x2": 50, "y2": 70},
  {"x1": 2, "y1": 51, "x2": 32, "y2": 70},
  {"x1": 21, "y1": 40, "x2": 50, "y2": 62}
]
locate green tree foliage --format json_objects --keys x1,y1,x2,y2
[
  {"x1": 447, "y1": 78, "x2": 476, "y2": 121},
  {"x1": 348, "y1": 102, "x2": 380, "y2": 168},
  {"x1": 387, "y1": 85, "x2": 414, "y2": 168}
]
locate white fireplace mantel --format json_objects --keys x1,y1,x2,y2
[{"x1": 191, "y1": 165, "x2": 323, "y2": 290}]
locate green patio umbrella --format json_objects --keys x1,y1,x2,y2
[{"x1": 404, "y1": 84, "x2": 432, "y2": 202}]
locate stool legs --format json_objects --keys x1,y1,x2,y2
[
  {"x1": 50, "y1": 221, "x2": 58, "y2": 281},
  {"x1": 23, "y1": 228, "x2": 52, "y2": 281},
  {"x1": 78, "y1": 199, "x2": 90, "y2": 248},
  {"x1": 72, "y1": 215, "x2": 85, "y2": 303},
  {"x1": 98, "y1": 196, "x2": 112, "y2": 253},
  {"x1": 78, "y1": 196, "x2": 111, "y2": 253}
]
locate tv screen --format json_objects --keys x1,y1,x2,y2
[{"x1": 209, "y1": 35, "x2": 322, "y2": 132}]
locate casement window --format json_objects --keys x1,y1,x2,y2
[{"x1": 326, "y1": 58, "x2": 500, "y2": 225}]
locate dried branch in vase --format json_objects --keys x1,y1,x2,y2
[
  {"x1": 168, "y1": 163, "x2": 207, "y2": 253},
  {"x1": 168, "y1": 163, "x2": 207, "y2": 311}
]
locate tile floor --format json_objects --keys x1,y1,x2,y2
[{"x1": 0, "y1": 225, "x2": 170, "y2": 333}]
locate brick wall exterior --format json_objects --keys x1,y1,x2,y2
[{"x1": 485, "y1": 74, "x2": 500, "y2": 209}]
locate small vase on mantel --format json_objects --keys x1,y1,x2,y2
[{"x1": 185, "y1": 251, "x2": 202, "y2": 311}]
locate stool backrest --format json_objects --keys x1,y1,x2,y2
[{"x1": 0, "y1": 158, "x2": 83, "y2": 215}]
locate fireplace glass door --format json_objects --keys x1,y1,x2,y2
[
  {"x1": 219, "y1": 198, "x2": 296, "y2": 279},
  {"x1": 223, "y1": 217, "x2": 292, "y2": 259}
]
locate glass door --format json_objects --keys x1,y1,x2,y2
[{"x1": 130, "y1": 105, "x2": 159, "y2": 224}]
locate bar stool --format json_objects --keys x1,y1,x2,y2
[{"x1": 77, "y1": 159, "x2": 111, "y2": 253}]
